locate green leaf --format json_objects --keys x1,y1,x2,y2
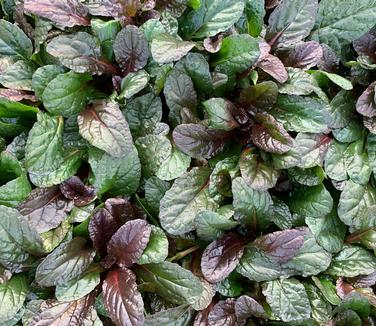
[
  {"x1": 324, "y1": 140, "x2": 348, "y2": 181},
  {"x1": 0, "y1": 19, "x2": 32, "y2": 60},
  {"x1": 288, "y1": 166, "x2": 325, "y2": 186},
  {"x1": 78, "y1": 100, "x2": 134, "y2": 158},
  {"x1": 344, "y1": 139, "x2": 372, "y2": 185},
  {"x1": 138, "y1": 225, "x2": 168, "y2": 264},
  {"x1": 31, "y1": 65, "x2": 66, "y2": 100},
  {"x1": 328, "y1": 90, "x2": 356, "y2": 129},
  {"x1": 213, "y1": 34, "x2": 260, "y2": 76},
  {"x1": 245, "y1": 0, "x2": 265, "y2": 37},
  {"x1": 119, "y1": 70, "x2": 150, "y2": 99},
  {"x1": 367, "y1": 133, "x2": 376, "y2": 175},
  {"x1": 88, "y1": 146, "x2": 141, "y2": 197},
  {"x1": 312, "y1": 276, "x2": 341, "y2": 305},
  {"x1": 288, "y1": 184, "x2": 333, "y2": 218},
  {"x1": 232, "y1": 177, "x2": 273, "y2": 229},
  {"x1": 0, "y1": 60, "x2": 36, "y2": 91},
  {"x1": 144, "y1": 305, "x2": 194, "y2": 326},
  {"x1": 266, "y1": 0, "x2": 318, "y2": 48},
  {"x1": 0, "y1": 274, "x2": 28, "y2": 324},
  {"x1": 304, "y1": 283, "x2": 332, "y2": 324},
  {"x1": 239, "y1": 148, "x2": 279, "y2": 191},
  {"x1": 144, "y1": 176, "x2": 170, "y2": 217},
  {"x1": 313, "y1": 70, "x2": 353, "y2": 90},
  {"x1": 123, "y1": 93, "x2": 163, "y2": 138},
  {"x1": 194, "y1": 210, "x2": 237, "y2": 242},
  {"x1": 272, "y1": 95, "x2": 331, "y2": 133},
  {"x1": 135, "y1": 261, "x2": 204, "y2": 306},
  {"x1": 179, "y1": 0, "x2": 245, "y2": 39},
  {"x1": 311, "y1": 0, "x2": 376, "y2": 55},
  {"x1": 262, "y1": 278, "x2": 311, "y2": 322},
  {"x1": 151, "y1": 33, "x2": 195, "y2": 64},
  {"x1": 203, "y1": 98, "x2": 239, "y2": 131},
  {"x1": 55, "y1": 266, "x2": 101, "y2": 302},
  {"x1": 135, "y1": 134, "x2": 172, "y2": 178},
  {"x1": 240, "y1": 81, "x2": 279, "y2": 112},
  {"x1": 35, "y1": 237, "x2": 95, "y2": 287},
  {"x1": 42, "y1": 71, "x2": 92, "y2": 117},
  {"x1": 0, "y1": 98, "x2": 38, "y2": 120},
  {"x1": 327, "y1": 244, "x2": 376, "y2": 277},
  {"x1": 337, "y1": 180, "x2": 376, "y2": 230},
  {"x1": 306, "y1": 209, "x2": 346, "y2": 253},
  {"x1": 159, "y1": 167, "x2": 217, "y2": 235},
  {"x1": 156, "y1": 147, "x2": 191, "y2": 181},
  {"x1": 333, "y1": 120, "x2": 364, "y2": 143},
  {"x1": 0, "y1": 151, "x2": 31, "y2": 208}
]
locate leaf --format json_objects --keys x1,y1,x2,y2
[
  {"x1": 105, "y1": 219, "x2": 151, "y2": 268},
  {"x1": 235, "y1": 295, "x2": 268, "y2": 322},
  {"x1": 164, "y1": 69, "x2": 197, "y2": 126},
  {"x1": 283, "y1": 41, "x2": 323, "y2": 69},
  {"x1": 194, "y1": 211, "x2": 237, "y2": 242},
  {"x1": 257, "y1": 54, "x2": 288, "y2": 83},
  {"x1": 134, "y1": 261, "x2": 204, "y2": 306},
  {"x1": 156, "y1": 147, "x2": 191, "y2": 181},
  {"x1": 173, "y1": 124, "x2": 229, "y2": 159},
  {"x1": 304, "y1": 283, "x2": 332, "y2": 324},
  {"x1": 240, "y1": 81, "x2": 279, "y2": 112},
  {"x1": 272, "y1": 95, "x2": 331, "y2": 133},
  {"x1": 18, "y1": 186, "x2": 73, "y2": 233},
  {"x1": 252, "y1": 229, "x2": 305, "y2": 264},
  {"x1": 0, "y1": 60, "x2": 36, "y2": 91},
  {"x1": 179, "y1": 0, "x2": 245, "y2": 39},
  {"x1": 252, "y1": 113, "x2": 295, "y2": 154},
  {"x1": 313, "y1": 71, "x2": 353, "y2": 90},
  {"x1": 239, "y1": 148, "x2": 279, "y2": 191},
  {"x1": 266, "y1": 0, "x2": 318, "y2": 48},
  {"x1": 24, "y1": 0, "x2": 90, "y2": 28},
  {"x1": 144, "y1": 177, "x2": 170, "y2": 216},
  {"x1": 103, "y1": 268, "x2": 144, "y2": 326},
  {"x1": 59, "y1": 176, "x2": 96, "y2": 207},
  {"x1": 262, "y1": 278, "x2": 311, "y2": 322},
  {"x1": 356, "y1": 82, "x2": 376, "y2": 117},
  {"x1": 159, "y1": 167, "x2": 217, "y2": 235},
  {"x1": 232, "y1": 177, "x2": 273, "y2": 230},
  {"x1": 78, "y1": 100, "x2": 134, "y2": 158},
  {"x1": 0, "y1": 19, "x2": 32, "y2": 60},
  {"x1": 201, "y1": 233, "x2": 245, "y2": 283},
  {"x1": 35, "y1": 237, "x2": 95, "y2": 287},
  {"x1": 213, "y1": 34, "x2": 260, "y2": 76},
  {"x1": 29, "y1": 295, "x2": 94, "y2": 326},
  {"x1": 114, "y1": 25, "x2": 149, "y2": 73},
  {"x1": 328, "y1": 90, "x2": 356, "y2": 129},
  {"x1": 327, "y1": 244, "x2": 376, "y2": 277},
  {"x1": 311, "y1": 0, "x2": 376, "y2": 55},
  {"x1": 119, "y1": 70, "x2": 150, "y2": 99},
  {"x1": 0, "y1": 274, "x2": 28, "y2": 324},
  {"x1": 46, "y1": 32, "x2": 118, "y2": 75},
  {"x1": 245, "y1": 0, "x2": 265, "y2": 37},
  {"x1": 31, "y1": 65, "x2": 66, "y2": 100},
  {"x1": 144, "y1": 305, "x2": 194, "y2": 326},
  {"x1": 203, "y1": 98, "x2": 239, "y2": 131},
  {"x1": 88, "y1": 146, "x2": 141, "y2": 197},
  {"x1": 207, "y1": 299, "x2": 237, "y2": 326},
  {"x1": 151, "y1": 33, "x2": 195, "y2": 64},
  {"x1": 138, "y1": 225, "x2": 168, "y2": 264},
  {"x1": 42, "y1": 71, "x2": 92, "y2": 117}
]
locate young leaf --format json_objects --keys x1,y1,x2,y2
[
  {"x1": 283, "y1": 41, "x2": 323, "y2": 69},
  {"x1": 138, "y1": 225, "x2": 168, "y2": 265},
  {"x1": 24, "y1": 0, "x2": 90, "y2": 28},
  {"x1": 105, "y1": 219, "x2": 151, "y2": 268},
  {"x1": 201, "y1": 233, "x2": 246, "y2": 283},
  {"x1": 356, "y1": 82, "x2": 376, "y2": 117},
  {"x1": 245, "y1": 0, "x2": 265, "y2": 37},
  {"x1": 240, "y1": 81, "x2": 279, "y2": 112},
  {"x1": 203, "y1": 98, "x2": 239, "y2": 131},
  {"x1": 103, "y1": 268, "x2": 144, "y2": 326},
  {"x1": 235, "y1": 295, "x2": 268, "y2": 322},
  {"x1": 207, "y1": 299, "x2": 237, "y2": 326},
  {"x1": 78, "y1": 100, "x2": 134, "y2": 158},
  {"x1": 59, "y1": 176, "x2": 96, "y2": 207},
  {"x1": 119, "y1": 70, "x2": 149, "y2": 99}
]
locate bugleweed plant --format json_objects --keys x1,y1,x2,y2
[{"x1": 0, "y1": 0, "x2": 375, "y2": 325}]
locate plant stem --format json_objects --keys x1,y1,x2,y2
[{"x1": 168, "y1": 246, "x2": 200, "y2": 262}]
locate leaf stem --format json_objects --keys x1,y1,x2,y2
[{"x1": 168, "y1": 246, "x2": 200, "y2": 262}]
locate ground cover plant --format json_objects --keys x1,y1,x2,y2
[{"x1": 0, "y1": 0, "x2": 376, "y2": 325}]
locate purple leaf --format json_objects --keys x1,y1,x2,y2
[
  {"x1": 18, "y1": 186, "x2": 73, "y2": 233},
  {"x1": 104, "y1": 197, "x2": 137, "y2": 221},
  {"x1": 0, "y1": 89, "x2": 37, "y2": 102},
  {"x1": 201, "y1": 233, "x2": 246, "y2": 283},
  {"x1": 105, "y1": 219, "x2": 151, "y2": 268},
  {"x1": 173, "y1": 124, "x2": 230, "y2": 159},
  {"x1": 103, "y1": 268, "x2": 144, "y2": 326},
  {"x1": 356, "y1": 82, "x2": 376, "y2": 117},
  {"x1": 257, "y1": 54, "x2": 288, "y2": 83},
  {"x1": 317, "y1": 44, "x2": 339, "y2": 73},
  {"x1": 24, "y1": 0, "x2": 90, "y2": 28},
  {"x1": 283, "y1": 41, "x2": 323, "y2": 70},
  {"x1": 208, "y1": 298, "x2": 238, "y2": 326},
  {"x1": 353, "y1": 27, "x2": 376, "y2": 61},
  {"x1": 59, "y1": 176, "x2": 96, "y2": 207},
  {"x1": 235, "y1": 295, "x2": 268, "y2": 323},
  {"x1": 252, "y1": 229, "x2": 305, "y2": 263}
]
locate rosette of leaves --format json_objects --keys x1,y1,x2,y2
[{"x1": 0, "y1": 0, "x2": 376, "y2": 325}]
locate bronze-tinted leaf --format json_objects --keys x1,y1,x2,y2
[
  {"x1": 239, "y1": 81, "x2": 279, "y2": 112},
  {"x1": 252, "y1": 229, "x2": 305, "y2": 263},
  {"x1": 353, "y1": 26, "x2": 376, "y2": 61},
  {"x1": 24, "y1": 0, "x2": 90, "y2": 28},
  {"x1": 283, "y1": 41, "x2": 323, "y2": 70},
  {"x1": 208, "y1": 298, "x2": 238, "y2": 326},
  {"x1": 257, "y1": 54, "x2": 288, "y2": 83},
  {"x1": 59, "y1": 176, "x2": 96, "y2": 207},
  {"x1": 104, "y1": 197, "x2": 136, "y2": 221},
  {"x1": 113, "y1": 25, "x2": 149, "y2": 74},
  {"x1": 30, "y1": 294, "x2": 94, "y2": 326},
  {"x1": 201, "y1": 233, "x2": 246, "y2": 283},
  {"x1": 18, "y1": 186, "x2": 73, "y2": 233},
  {"x1": 356, "y1": 82, "x2": 376, "y2": 117},
  {"x1": 0, "y1": 89, "x2": 37, "y2": 102},
  {"x1": 235, "y1": 295, "x2": 268, "y2": 323},
  {"x1": 102, "y1": 268, "x2": 144, "y2": 326},
  {"x1": 105, "y1": 219, "x2": 151, "y2": 268}
]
